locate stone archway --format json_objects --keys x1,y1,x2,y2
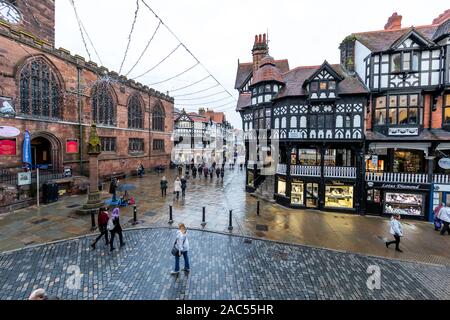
[{"x1": 30, "y1": 132, "x2": 62, "y2": 171}]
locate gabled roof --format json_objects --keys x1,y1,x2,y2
[
  {"x1": 277, "y1": 64, "x2": 368, "y2": 98},
  {"x1": 390, "y1": 27, "x2": 435, "y2": 50},
  {"x1": 303, "y1": 61, "x2": 344, "y2": 86},
  {"x1": 352, "y1": 25, "x2": 438, "y2": 52},
  {"x1": 234, "y1": 59, "x2": 290, "y2": 89}
]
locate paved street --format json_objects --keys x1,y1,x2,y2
[
  {"x1": 1, "y1": 168, "x2": 450, "y2": 267},
  {"x1": 1, "y1": 228, "x2": 450, "y2": 300}
]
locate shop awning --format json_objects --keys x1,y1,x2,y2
[
  {"x1": 368, "y1": 142, "x2": 431, "y2": 156},
  {"x1": 436, "y1": 143, "x2": 450, "y2": 151}
]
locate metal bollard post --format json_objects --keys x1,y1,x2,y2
[
  {"x1": 90, "y1": 209, "x2": 97, "y2": 231},
  {"x1": 228, "y1": 210, "x2": 233, "y2": 231},
  {"x1": 169, "y1": 205, "x2": 173, "y2": 224},
  {"x1": 257, "y1": 200, "x2": 260, "y2": 216},
  {"x1": 201, "y1": 207, "x2": 206, "y2": 227},
  {"x1": 132, "y1": 205, "x2": 138, "y2": 225}
]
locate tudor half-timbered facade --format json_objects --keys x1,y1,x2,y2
[
  {"x1": 236, "y1": 35, "x2": 368, "y2": 213},
  {"x1": 340, "y1": 10, "x2": 450, "y2": 219}
]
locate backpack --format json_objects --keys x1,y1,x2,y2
[{"x1": 107, "y1": 218, "x2": 115, "y2": 231}]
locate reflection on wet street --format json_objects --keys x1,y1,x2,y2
[{"x1": 1, "y1": 167, "x2": 450, "y2": 266}]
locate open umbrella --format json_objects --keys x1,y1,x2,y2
[
  {"x1": 22, "y1": 129, "x2": 32, "y2": 169},
  {"x1": 117, "y1": 184, "x2": 137, "y2": 192}
]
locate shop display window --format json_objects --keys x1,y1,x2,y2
[
  {"x1": 367, "y1": 189, "x2": 381, "y2": 203},
  {"x1": 324, "y1": 149, "x2": 353, "y2": 167},
  {"x1": 291, "y1": 180, "x2": 304, "y2": 205},
  {"x1": 393, "y1": 150, "x2": 423, "y2": 173},
  {"x1": 298, "y1": 149, "x2": 321, "y2": 166},
  {"x1": 306, "y1": 183, "x2": 319, "y2": 208},
  {"x1": 277, "y1": 177, "x2": 286, "y2": 196},
  {"x1": 384, "y1": 192, "x2": 424, "y2": 216},
  {"x1": 366, "y1": 159, "x2": 385, "y2": 172},
  {"x1": 325, "y1": 185, "x2": 354, "y2": 208}
]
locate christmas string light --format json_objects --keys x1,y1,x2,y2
[
  {"x1": 175, "y1": 96, "x2": 233, "y2": 107},
  {"x1": 175, "y1": 90, "x2": 227, "y2": 101},
  {"x1": 119, "y1": 0, "x2": 140, "y2": 74},
  {"x1": 172, "y1": 84, "x2": 220, "y2": 98},
  {"x1": 169, "y1": 75, "x2": 211, "y2": 93},
  {"x1": 69, "y1": 0, "x2": 92, "y2": 61},
  {"x1": 148, "y1": 62, "x2": 200, "y2": 86},
  {"x1": 125, "y1": 20, "x2": 162, "y2": 77}
]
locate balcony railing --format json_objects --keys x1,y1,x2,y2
[
  {"x1": 324, "y1": 166, "x2": 357, "y2": 179},
  {"x1": 433, "y1": 174, "x2": 450, "y2": 184},
  {"x1": 365, "y1": 172, "x2": 429, "y2": 184},
  {"x1": 291, "y1": 165, "x2": 321, "y2": 177}
]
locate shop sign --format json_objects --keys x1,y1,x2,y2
[
  {"x1": 381, "y1": 183, "x2": 422, "y2": 190},
  {"x1": 17, "y1": 172, "x2": 31, "y2": 186},
  {"x1": 438, "y1": 158, "x2": 450, "y2": 170},
  {"x1": 0, "y1": 139, "x2": 16, "y2": 155},
  {"x1": 66, "y1": 139, "x2": 78, "y2": 154},
  {"x1": 434, "y1": 184, "x2": 450, "y2": 192}
]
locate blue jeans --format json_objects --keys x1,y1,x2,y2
[{"x1": 175, "y1": 251, "x2": 190, "y2": 272}]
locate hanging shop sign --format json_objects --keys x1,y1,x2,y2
[
  {"x1": 0, "y1": 139, "x2": 16, "y2": 155},
  {"x1": 66, "y1": 139, "x2": 79, "y2": 154},
  {"x1": 0, "y1": 126, "x2": 20, "y2": 138},
  {"x1": 438, "y1": 158, "x2": 450, "y2": 170},
  {"x1": 17, "y1": 171, "x2": 31, "y2": 186}
]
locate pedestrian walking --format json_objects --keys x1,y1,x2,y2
[
  {"x1": 181, "y1": 176, "x2": 187, "y2": 198},
  {"x1": 192, "y1": 165, "x2": 197, "y2": 179},
  {"x1": 178, "y1": 164, "x2": 183, "y2": 177},
  {"x1": 109, "y1": 178, "x2": 118, "y2": 202},
  {"x1": 385, "y1": 214, "x2": 403, "y2": 252},
  {"x1": 137, "y1": 163, "x2": 145, "y2": 178},
  {"x1": 203, "y1": 166, "x2": 208, "y2": 179},
  {"x1": 174, "y1": 177, "x2": 182, "y2": 200},
  {"x1": 434, "y1": 203, "x2": 444, "y2": 231},
  {"x1": 209, "y1": 166, "x2": 214, "y2": 179},
  {"x1": 160, "y1": 176, "x2": 168, "y2": 197},
  {"x1": 438, "y1": 204, "x2": 450, "y2": 235},
  {"x1": 220, "y1": 167, "x2": 225, "y2": 180},
  {"x1": 109, "y1": 208, "x2": 125, "y2": 252},
  {"x1": 216, "y1": 167, "x2": 221, "y2": 179},
  {"x1": 171, "y1": 223, "x2": 190, "y2": 275},
  {"x1": 91, "y1": 207, "x2": 110, "y2": 250}
]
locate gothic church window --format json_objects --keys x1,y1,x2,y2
[
  {"x1": 19, "y1": 58, "x2": 62, "y2": 119},
  {"x1": 128, "y1": 93, "x2": 144, "y2": 129},
  {"x1": 92, "y1": 81, "x2": 116, "y2": 126}
]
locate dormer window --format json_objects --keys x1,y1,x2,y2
[
  {"x1": 309, "y1": 80, "x2": 337, "y2": 100},
  {"x1": 250, "y1": 83, "x2": 280, "y2": 106}
]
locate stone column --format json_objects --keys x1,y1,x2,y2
[{"x1": 78, "y1": 125, "x2": 103, "y2": 214}]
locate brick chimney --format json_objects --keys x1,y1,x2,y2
[
  {"x1": 252, "y1": 33, "x2": 269, "y2": 74},
  {"x1": 384, "y1": 12, "x2": 402, "y2": 30},
  {"x1": 433, "y1": 9, "x2": 450, "y2": 24},
  {"x1": 198, "y1": 107, "x2": 206, "y2": 116}
]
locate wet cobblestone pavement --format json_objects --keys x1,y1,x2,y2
[
  {"x1": 1, "y1": 228, "x2": 450, "y2": 300},
  {"x1": 2, "y1": 168, "x2": 450, "y2": 267}
]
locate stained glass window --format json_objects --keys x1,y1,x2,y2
[
  {"x1": 92, "y1": 81, "x2": 116, "y2": 126},
  {"x1": 128, "y1": 94, "x2": 143, "y2": 129},
  {"x1": 152, "y1": 102, "x2": 165, "y2": 131}
]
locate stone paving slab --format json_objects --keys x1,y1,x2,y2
[{"x1": 1, "y1": 228, "x2": 450, "y2": 300}]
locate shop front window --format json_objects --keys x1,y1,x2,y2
[
  {"x1": 367, "y1": 189, "x2": 381, "y2": 203},
  {"x1": 306, "y1": 183, "x2": 319, "y2": 208},
  {"x1": 366, "y1": 159, "x2": 385, "y2": 172},
  {"x1": 277, "y1": 177, "x2": 286, "y2": 196},
  {"x1": 384, "y1": 192, "x2": 424, "y2": 216},
  {"x1": 374, "y1": 94, "x2": 421, "y2": 126},
  {"x1": 291, "y1": 180, "x2": 304, "y2": 205},
  {"x1": 324, "y1": 149, "x2": 353, "y2": 166},
  {"x1": 393, "y1": 150, "x2": 423, "y2": 173},
  {"x1": 298, "y1": 149, "x2": 321, "y2": 166},
  {"x1": 247, "y1": 171, "x2": 254, "y2": 187},
  {"x1": 325, "y1": 185, "x2": 354, "y2": 209},
  {"x1": 444, "y1": 94, "x2": 450, "y2": 125}
]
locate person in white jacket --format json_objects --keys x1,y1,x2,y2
[
  {"x1": 385, "y1": 214, "x2": 403, "y2": 252},
  {"x1": 438, "y1": 205, "x2": 450, "y2": 235},
  {"x1": 174, "y1": 177, "x2": 182, "y2": 200},
  {"x1": 171, "y1": 223, "x2": 190, "y2": 275}
]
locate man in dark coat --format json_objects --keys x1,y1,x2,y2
[{"x1": 109, "y1": 178, "x2": 118, "y2": 202}]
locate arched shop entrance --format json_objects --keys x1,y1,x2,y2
[{"x1": 30, "y1": 132, "x2": 62, "y2": 170}]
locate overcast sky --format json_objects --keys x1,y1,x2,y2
[{"x1": 55, "y1": 0, "x2": 449, "y2": 128}]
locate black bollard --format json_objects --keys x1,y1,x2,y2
[
  {"x1": 257, "y1": 200, "x2": 260, "y2": 216},
  {"x1": 90, "y1": 209, "x2": 97, "y2": 231},
  {"x1": 228, "y1": 210, "x2": 233, "y2": 231},
  {"x1": 169, "y1": 205, "x2": 173, "y2": 224},
  {"x1": 201, "y1": 207, "x2": 206, "y2": 227},
  {"x1": 132, "y1": 205, "x2": 138, "y2": 225}
]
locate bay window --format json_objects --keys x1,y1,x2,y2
[{"x1": 374, "y1": 94, "x2": 421, "y2": 126}]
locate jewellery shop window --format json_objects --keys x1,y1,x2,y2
[
  {"x1": 291, "y1": 180, "x2": 304, "y2": 205},
  {"x1": 277, "y1": 176, "x2": 286, "y2": 196},
  {"x1": 384, "y1": 192, "x2": 424, "y2": 217},
  {"x1": 367, "y1": 189, "x2": 381, "y2": 203},
  {"x1": 325, "y1": 185, "x2": 354, "y2": 209}
]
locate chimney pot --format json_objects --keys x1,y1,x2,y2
[
  {"x1": 263, "y1": 34, "x2": 266, "y2": 44},
  {"x1": 384, "y1": 12, "x2": 403, "y2": 30},
  {"x1": 259, "y1": 34, "x2": 262, "y2": 43},
  {"x1": 254, "y1": 35, "x2": 258, "y2": 44}
]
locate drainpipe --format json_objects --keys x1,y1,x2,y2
[{"x1": 77, "y1": 67, "x2": 83, "y2": 175}]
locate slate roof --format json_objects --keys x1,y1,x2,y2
[{"x1": 235, "y1": 93, "x2": 251, "y2": 112}]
